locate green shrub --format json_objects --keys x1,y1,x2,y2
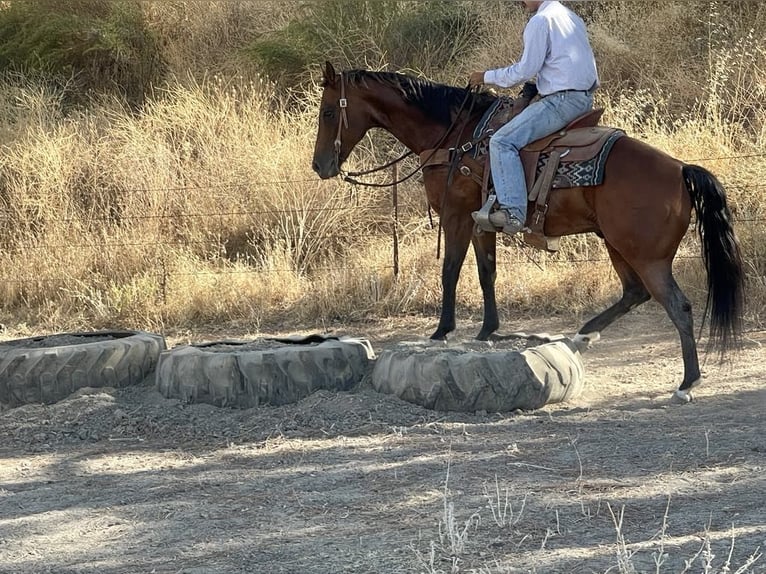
[
  {"x1": 387, "y1": 1, "x2": 480, "y2": 76},
  {"x1": 0, "y1": 0, "x2": 164, "y2": 106},
  {"x1": 245, "y1": 0, "x2": 481, "y2": 87}
]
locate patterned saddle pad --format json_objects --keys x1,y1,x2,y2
[
  {"x1": 470, "y1": 98, "x2": 622, "y2": 188},
  {"x1": 536, "y1": 131, "x2": 623, "y2": 188}
]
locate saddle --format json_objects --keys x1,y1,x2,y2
[{"x1": 420, "y1": 86, "x2": 624, "y2": 252}]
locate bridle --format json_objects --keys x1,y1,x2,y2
[
  {"x1": 328, "y1": 71, "x2": 481, "y2": 260},
  {"x1": 333, "y1": 72, "x2": 349, "y2": 161},
  {"x1": 331, "y1": 71, "x2": 415, "y2": 187},
  {"x1": 331, "y1": 71, "x2": 478, "y2": 188}
]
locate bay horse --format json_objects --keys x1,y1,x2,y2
[{"x1": 311, "y1": 62, "x2": 744, "y2": 402}]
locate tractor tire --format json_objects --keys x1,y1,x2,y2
[
  {"x1": 156, "y1": 336, "x2": 374, "y2": 408},
  {"x1": 371, "y1": 336, "x2": 584, "y2": 412},
  {"x1": 0, "y1": 331, "x2": 166, "y2": 407}
]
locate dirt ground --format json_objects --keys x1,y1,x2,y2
[{"x1": 0, "y1": 306, "x2": 764, "y2": 574}]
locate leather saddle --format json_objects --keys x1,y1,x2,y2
[{"x1": 420, "y1": 89, "x2": 624, "y2": 251}]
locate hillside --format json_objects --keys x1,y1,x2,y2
[{"x1": 0, "y1": 0, "x2": 762, "y2": 334}]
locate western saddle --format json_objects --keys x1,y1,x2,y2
[{"x1": 420, "y1": 86, "x2": 623, "y2": 252}]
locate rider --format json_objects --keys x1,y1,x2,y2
[{"x1": 469, "y1": 0, "x2": 599, "y2": 235}]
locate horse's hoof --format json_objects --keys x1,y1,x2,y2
[
  {"x1": 572, "y1": 332, "x2": 600, "y2": 353},
  {"x1": 475, "y1": 327, "x2": 498, "y2": 342},
  {"x1": 671, "y1": 389, "x2": 694, "y2": 404}
]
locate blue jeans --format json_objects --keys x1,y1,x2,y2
[{"x1": 488, "y1": 90, "x2": 594, "y2": 221}]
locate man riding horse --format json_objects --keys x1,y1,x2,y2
[
  {"x1": 312, "y1": 4, "x2": 744, "y2": 401},
  {"x1": 469, "y1": 0, "x2": 599, "y2": 236}
]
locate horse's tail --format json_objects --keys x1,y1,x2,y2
[{"x1": 683, "y1": 164, "x2": 745, "y2": 355}]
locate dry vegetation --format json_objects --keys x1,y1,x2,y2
[
  {"x1": 0, "y1": 5, "x2": 765, "y2": 574},
  {"x1": 0, "y1": 0, "x2": 763, "y2": 336}
]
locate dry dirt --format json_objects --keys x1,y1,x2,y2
[{"x1": 0, "y1": 307, "x2": 764, "y2": 574}]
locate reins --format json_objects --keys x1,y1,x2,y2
[
  {"x1": 341, "y1": 150, "x2": 416, "y2": 187},
  {"x1": 331, "y1": 72, "x2": 482, "y2": 260},
  {"x1": 343, "y1": 149, "x2": 414, "y2": 179}
]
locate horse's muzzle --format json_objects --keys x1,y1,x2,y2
[{"x1": 312, "y1": 156, "x2": 340, "y2": 179}]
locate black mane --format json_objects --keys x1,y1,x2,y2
[{"x1": 344, "y1": 70, "x2": 497, "y2": 126}]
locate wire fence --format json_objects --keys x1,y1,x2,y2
[{"x1": 1, "y1": 152, "x2": 763, "y2": 292}]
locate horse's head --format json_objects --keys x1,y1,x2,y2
[
  {"x1": 312, "y1": 62, "x2": 371, "y2": 179},
  {"x1": 312, "y1": 63, "x2": 497, "y2": 180}
]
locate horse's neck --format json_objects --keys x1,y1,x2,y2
[
  {"x1": 368, "y1": 92, "x2": 461, "y2": 154},
  {"x1": 381, "y1": 110, "x2": 445, "y2": 154}
]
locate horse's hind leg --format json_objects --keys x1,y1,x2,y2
[
  {"x1": 574, "y1": 242, "x2": 651, "y2": 350},
  {"x1": 578, "y1": 241, "x2": 701, "y2": 401},
  {"x1": 472, "y1": 231, "x2": 499, "y2": 340},
  {"x1": 638, "y1": 264, "x2": 701, "y2": 401}
]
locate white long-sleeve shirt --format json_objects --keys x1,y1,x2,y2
[{"x1": 483, "y1": 1, "x2": 599, "y2": 96}]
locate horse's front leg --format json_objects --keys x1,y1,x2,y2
[
  {"x1": 472, "y1": 231, "x2": 499, "y2": 340},
  {"x1": 430, "y1": 212, "x2": 474, "y2": 340}
]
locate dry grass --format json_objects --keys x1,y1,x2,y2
[
  {"x1": 414, "y1": 467, "x2": 763, "y2": 574},
  {"x1": 416, "y1": 421, "x2": 766, "y2": 574},
  {"x1": 0, "y1": 1, "x2": 763, "y2": 333}
]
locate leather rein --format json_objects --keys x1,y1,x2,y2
[{"x1": 333, "y1": 72, "x2": 478, "y2": 188}]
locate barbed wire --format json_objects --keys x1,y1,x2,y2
[
  {"x1": 12, "y1": 231, "x2": 398, "y2": 251},
  {"x1": 0, "y1": 206, "x2": 763, "y2": 224},
  {"x1": 1, "y1": 179, "x2": 762, "y2": 200},
  {"x1": 0, "y1": 250, "x2": 744, "y2": 282},
  {"x1": 1, "y1": 217, "x2": 762, "y2": 256},
  {"x1": 685, "y1": 153, "x2": 765, "y2": 163},
  {"x1": 0, "y1": 153, "x2": 760, "y2": 198},
  {"x1": 0, "y1": 205, "x2": 395, "y2": 222},
  {"x1": 0, "y1": 154, "x2": 762, "y2": 326},
  {"x1": 0, "y1": 207, "x2": 763, "y2": 255},
  {"x1": 30, "y1": 215, "x2": 766, "y2": 226},
  {"x1": 10, "y1": 174, "x2": 764, "y2": 197}
]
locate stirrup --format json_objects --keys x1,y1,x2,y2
[{"x1": 471, "y1": 194, "x2": 498, "y2": 233}]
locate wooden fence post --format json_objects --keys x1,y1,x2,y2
[{"x1": 392, "y1": 164, "x2": 400, "y2": 280}]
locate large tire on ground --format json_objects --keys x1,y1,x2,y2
[
  {"x1": 0, "y1": 331, "x2": 166, "y2": 407},
  {"x1": 156, "y1": 335, "x2": 375, "y2": 408},
  {"x1": 371, "y1": 336, "x2": 584, "y2": 412}
]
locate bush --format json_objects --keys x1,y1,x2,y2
[
  {"x1": 140, "y1": 0, "x2": 276, "y2": 80},
  {"x1": 245, "y1": 0, "x2": 481, "y2": 88},
  {"x1": 386, "y1": 1, "x2": 481, "y2": 75},
  {"x1": 0, "y1": 0, "x2": 164, "y2": 107}
]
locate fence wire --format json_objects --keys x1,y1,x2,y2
[{"x1": 0, "y1": 152, "x2": 763, "y2": 306}]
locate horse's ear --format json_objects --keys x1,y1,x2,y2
[{"x1": 322, "y1": 61, "x2": 337, "y2": 88}]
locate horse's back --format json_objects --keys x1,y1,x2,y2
[
  {"x1": 547, "y1": 135, "x2": 691, "y2": 253},
  {"x1": 602, "y1": 134, "x2": 686, "y2": 195}
]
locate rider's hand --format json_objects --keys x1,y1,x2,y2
[{"x1": 469, "y1": 71, "x2": 486, "y2": 88}]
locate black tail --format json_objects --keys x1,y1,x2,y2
[{"x1": 683, "y1": 164, "x2": 745, "y2": 355}]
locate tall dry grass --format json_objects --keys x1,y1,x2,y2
[
  {"x1": 0, "y1": 74, "x2": 396, "y2": 331},
  {"x1": 0, "y1": 1, "x2": 763, "y2": 335}
]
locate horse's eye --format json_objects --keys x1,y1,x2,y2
[{"x1": 322, "y1": 108, "x2": 336, "y2": 119}]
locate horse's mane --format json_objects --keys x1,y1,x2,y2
[{"x1": 344, "y1": 69, "x2": 497, "y2": 126}]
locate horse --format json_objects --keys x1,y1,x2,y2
[{"x1": 311, "y1": 62, "x2": 745, "y2": 402}]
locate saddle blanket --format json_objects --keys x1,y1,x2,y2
[
  {"x1": 471, "y1": 97, "x2": 623, "y2": 188},
  {"x1": 537, "y1": 130, "x2": 623, "y2": 188}
]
